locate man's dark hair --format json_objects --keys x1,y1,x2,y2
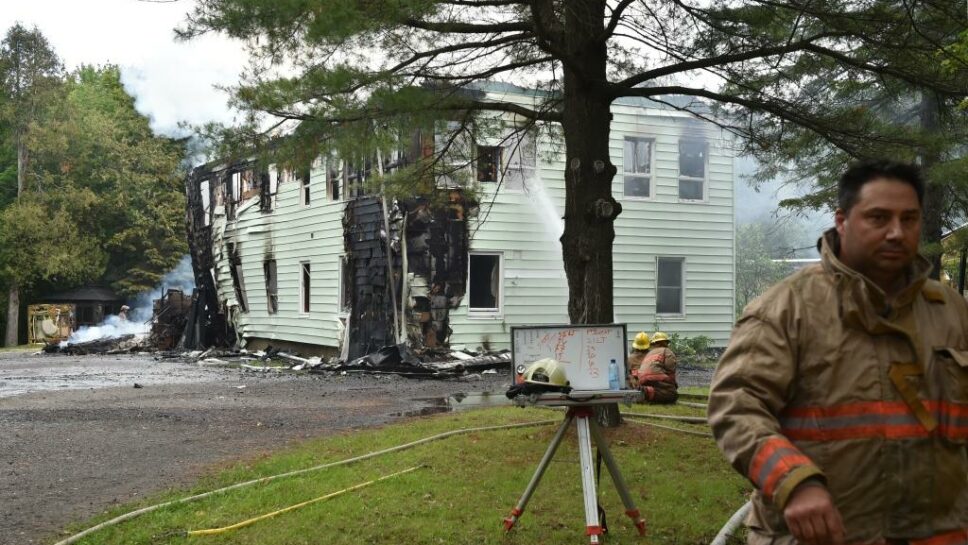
[{"x1": 838, "y1": 160, "x2": 924, "y2": 212}]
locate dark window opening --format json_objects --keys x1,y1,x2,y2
[
  {"x1": 339, "y1": 256, "x2": 351, "y2": 313},
  {"x1": 228, "y1": 242, "x2": 247, "y2": 312},
  {"x1": 678, "y1": 140, "x2": 707, "y2": 200},
  {"x1": 469, "y1": 254, "x2": 500, "y2": 311},
  {"x1": 301, "y1": 169, "x2": 311, "y2": 205},
  {"x1": 476, "y1": 146, "x2": 502, "y2": 183},
  {"x1": 301, "y1": 262, "x2": 311, "y2": 313},
  {"x1": 656, "y1": 257, "x2": 684, "y2": 315},
  {"x1": 264, "y1": 259, "x2": 278, "y2": 314},
  {"x1": 328, "y1": 168, "x2": 340, "y2": 201},
  {"x1": 77, "y1": 305, "x2": 95, "y2": 325},
  {"x1": 259, "y1": 169, "x2": 273, "y2": 212}
]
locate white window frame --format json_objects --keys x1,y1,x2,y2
[
  {"x1": 677, "y1": 139, "x2": 708, "y2": 202},
  {"x1": 655, "y1": 256, "x2": 686, "y2": 317},
  {"x1": 622, "y1": 137, "x2": 654, "y2": 200},
  {"x1": 300, "y1": 261, "x2": 312, "y2": 314},
  {"x1": 467, "y1": 251, "x2": 504, "y2": 318}
]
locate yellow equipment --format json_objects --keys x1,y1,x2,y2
[{"x1": 632, "y1": 332, "x2": 650, "y2": 350}]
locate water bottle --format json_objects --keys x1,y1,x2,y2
[{"x1": 608, "y1": 358, "x2": 621, "y2": 390}]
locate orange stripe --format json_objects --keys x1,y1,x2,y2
[
  {"x1": 911, "y1": 529, "x2": 968, "y2": 545},
  {"x1": 748, "y1": 437, "x2": 814, "y2": 499},
  {"x1": 748, "y1": 437, "x2": 787, "y2": 482},
  {"x1": 783, "y1": 424, "x2": 930, "y2": 441},
  {"x1": 782, "y1": 400, "x2": 968, "y2": 419},
  {"x1": 761, "y1": 454, "x2": 812, "y2": 498},
  {"x1": 927, "y1": 401, "x2": 968, "y2": 418},
  {"x1": 783, "y1": 401, "x2": 913, "y2": 418}
]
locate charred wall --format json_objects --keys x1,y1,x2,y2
[
  {"x1": 342, "y1": 192, "x2": 472, "y2": 359},
  {"x1": 184, "y1": 167, "x2": 234, "y2": 348}
]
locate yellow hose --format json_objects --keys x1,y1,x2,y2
[{"x1": 187, "y1": 466, "x2": 422, "y2": 537}]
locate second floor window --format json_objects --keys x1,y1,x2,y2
[
  {"x1": 678, "y1": 140, "x2": 707, "y2": 200},
  {"x1": 300, "y1": 169, "x2": 311, "y2": 205},
  {"x1": 623, "y1": 137, "x2": 652, "y2": 198},
  {"x1": 476, "y1": 145, "x2": 502, "y2": 183}
]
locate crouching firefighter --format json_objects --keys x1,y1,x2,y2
[{"x1": 633, "y1": 331, "x2": 678, "y2": 404}]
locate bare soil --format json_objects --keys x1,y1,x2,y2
[{"x1": 0, "y1": 352, "x2": 511, "y2": 545}]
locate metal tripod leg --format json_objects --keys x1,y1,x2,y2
[
  {"x1": 575, "y1": 411, "x2": 604, "y2": 544},
  {"x1": 589, "y1": 418, "x2": 648, "y2": 536},
  {"x1": 503, "y1": 412, "x2": 574, "y2": 531}
]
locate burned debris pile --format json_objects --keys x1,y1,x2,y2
[
  {"x1": 168, "y1": 343, "x2": 511, "y2": 379},
  {"x1": 42, "y1": 288, "x2": 198, "y2": 356}
]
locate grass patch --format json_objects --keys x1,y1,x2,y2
[{"x1": 62, "y1": 406, "x2": 748, "y2": 545}]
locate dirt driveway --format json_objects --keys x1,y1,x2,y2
[{"x1": 0, "y1": 352, "x2": 510, "y2": 545}]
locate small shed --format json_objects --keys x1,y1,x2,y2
[{"x1": 37, "y1": 287, "x2": 126, "y2": 327}]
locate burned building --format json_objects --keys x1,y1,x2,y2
[{"x1": 185, "y1": 83, "x2": 736, "y2": 356}]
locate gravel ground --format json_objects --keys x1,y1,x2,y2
[
  {"x1": 0, "y1": 352, "x2": 512, "y2": 545},
  {"x1": 0, "y1": 351, "x2": 713, "y2": 545}
]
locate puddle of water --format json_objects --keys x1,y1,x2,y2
[{"x1": 408, "y1": 391, "x2": 511, "y2": 414}]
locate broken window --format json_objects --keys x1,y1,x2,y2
[
  {"x1": 656, "y1": 257, "x2": 684, "y2": 315},
  {"x1": 623, "y1": 137, "x2": 653, "y2": 198},
  {"x1": 228, "y1": 242, "x2": 248, "y2": 312},
  {"x1": 468, "y1": 252, "x2": 502, "y2": 314},
  {"x1": 214, "y1": 178, "x2": 225, "y2": 208},
  {"x1": 300, "y1": 261, "x2": 311, "y2": 313},
  {"x1": 678, "y1": 139, "x2": 707, "y2": 200},
  {"x1": 231, "y1": 171, "x2": 243, "y2": 204},
  {"x1": 264, "y1": 259, "x2": 278, "y2": 314},
  {"x1": 476, "y1": 145, "x2": 502, "y2": 184},
  {"x1": 300, "y1": 169, "x2": 311, "y2": 206},
  {"x1": 199, "y1": 179, "x2": 211, "y2": 226},
  {"x1": 241, "y1": 170, "x2": 259, "y2": 201},
  {"x1": 259, "y1": 169, "x2": 274, "y2": 212},
  {"x1": 338, "y1": 256, "x2": 351, "y2": 313},
  {"x1": 327, "y1": 162, "x2": 340, "y2": 202}
]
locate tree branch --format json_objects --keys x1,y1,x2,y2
[
  {"x1": 615, "y1": 32, "x2": 847, "y2": 89},
  {"x1": 405, "y1": 18, "x2": 530, "y2": 33}
]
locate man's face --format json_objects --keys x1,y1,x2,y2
[{"x1": 835, "y1": 177, "x2": 921, "y2": 280}]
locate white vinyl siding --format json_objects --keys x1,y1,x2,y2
[{"x1": 208, "y1": 86, "x2": 735, "y2": 352}]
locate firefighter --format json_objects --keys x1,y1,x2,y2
[
  {"x1": 627, "y1": 331, "x2": 650, "y2": 387},
  {"x1": 118, "y1": 305, "x2": 130, "y2": 322},
  {"x1": 634, "y1": 331, "x2": 677, "y2": 404},
  {"x1": 708, "y1": 160, "x2": 968, "y2": 545}
]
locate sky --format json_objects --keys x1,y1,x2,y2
[{"x1": 0, "y1": 0, "x2": 248, "y2": 137}]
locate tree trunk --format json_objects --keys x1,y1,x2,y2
[
  {"x1": 5, "y1": 283, "x2": 19, "y2": 347},
  {"x1": 918, "y1": 90, "x2": 943, "y2": 280},
  {"x1": 560, "y1": 0, "x2": 622, "y2": 427},
  {"x1": 16, "y1": 127, "x2": 27, "y2": 196}
]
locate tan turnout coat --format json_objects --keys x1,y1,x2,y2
[{"x1": 709, "y1": 231, "x2": 968, "y2": 544}]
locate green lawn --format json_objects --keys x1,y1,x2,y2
[{"x1": 61, "y1": 403, "x2": 748, "y2": 545}]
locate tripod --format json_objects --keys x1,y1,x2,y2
[{"x1": 503, "y1": 404, "x2": 647, "y2": 544}]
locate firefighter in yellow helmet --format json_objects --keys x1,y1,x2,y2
[
  {"x1": 633, "y1": 331, "x2": 678, "y2": 404},
  {"x1": 627, "y1": 332, "x2": 650, "y2": 387}
]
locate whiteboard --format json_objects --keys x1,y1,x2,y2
[{"x1": 511, "y1": 324, "x2": 628, "y2": 391}]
